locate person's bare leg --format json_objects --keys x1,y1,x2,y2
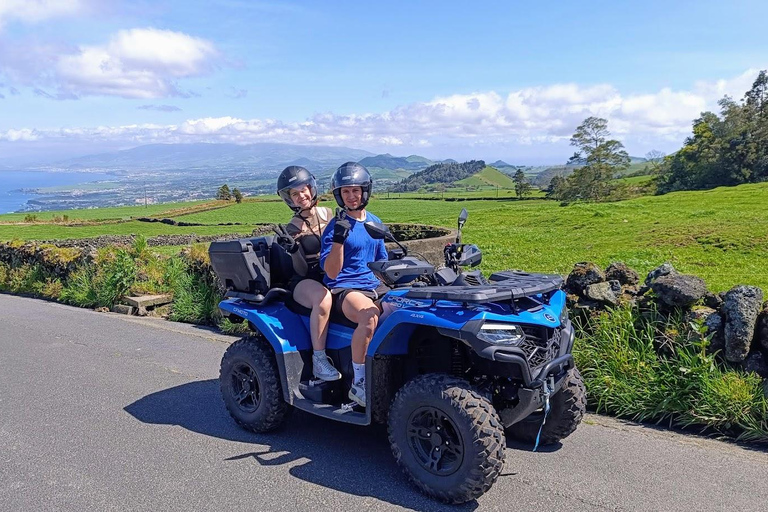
[
  {"x1": 294, "y1": 279, "x2": 332, "y2": 350},
  {"x1": 341, "y1": 291, "x2": 379, "y2": 407},
  {"x1": 294, "y1": 279, "x2": 338, "y2": 381},
  {"x1": 341, "y1": 291, "x2": 379, "y2": 363}
]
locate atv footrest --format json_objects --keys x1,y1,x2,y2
[{"x1": 291, "y1": 397, "x2": 369, "y2": 425}]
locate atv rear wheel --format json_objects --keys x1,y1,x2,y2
[
  {"x1": 220, "y1": 335, "x2": 289, "y2": 433},
  {"x1": 388, "y1": 374, "x2": 505, "y2": 504},
  {"x1": 507, "y1": 367, "x2": 586, "y2": 446}
]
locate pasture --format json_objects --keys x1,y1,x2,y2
[{"x1": 2, "y1": 182, "x2": 767, "y2": 291}]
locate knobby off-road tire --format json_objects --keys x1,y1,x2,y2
[
  {"x1": 220, "y1": 335, "x2": 290, "y2": 433},
  {"x1": 507, "y1": 367, "x2": 587, "y2": 446},
  {"x1": 388, "y1": 374, "x2": 506, "y2": 504}
]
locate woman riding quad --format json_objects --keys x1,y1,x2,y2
[
  {"x1": 275, "y1": 165, "x2": 341, "y2": 382},
  {"x1": 320, "y1": 162, "x2": 389, "y2": 407}
]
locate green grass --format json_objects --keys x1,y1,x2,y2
[
  {"x1": 0, "y1": 200, "x2": 212, "y2": 223},
  {"x1": 455, "y1": 166, "x2": 517, "y2": 188},
  {"x1": 616, "y1": 174, "x2": 655, "y2": 184},
  {"x1": 575, "y1": 305, "x2": 768, "y2": 441},
  {"x1": 3, "y1": 182, "x2": 768, "y2": 291},
  {"x1": 0, "y1": 220, "x2": 254, "y2": 241},
  {"x1": 616, "y1": 161, "x2": 652, "y2": 177}
]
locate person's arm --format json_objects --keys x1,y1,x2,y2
[
  {"x1": 320, "y1": 218, "x2": 339, "y2": 279},
  {"x1": 321, "y1": 215, "x2": 351, "y2": 280},
  {"x1": 375, "y1": 238, "x2": 388, "y2": 261},
  {"x1": 324, "y1": 243, "x2": 344, "y2": 280}
]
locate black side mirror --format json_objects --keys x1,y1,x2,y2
[
  {"x1": 364, "y1": 221, "x2": 391, "y2": 240},
  {"x1": 458, "y1": 208, "x2": 468, "y2": 230}
]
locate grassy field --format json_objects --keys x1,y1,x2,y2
[
  {"x1": 0, "y1": 200, "x2": 214, "y2": 223},
  {"x1": 2, "y1": 183, "x2": 768, "y2": 291},
  {"x1": 616, "y1": 174, "x2": 655, "y2": 184},
  {"x1": 455, "y1": 166, "x2": 517, "y2": 188}
]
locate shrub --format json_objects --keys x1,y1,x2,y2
[
  {"x1": 96, "y1": 248, "x2": 137, "y2": 307},
  {"x1": 574, "y1": 304, "x2": 768, "y2": 441},
  {"x1": 60, "y1": 265, "x2": 99, "y2": 307},
  {"x1": 0, "y1": 262, "x2": 9, "y2": 289},
  {"x1": 40, "y1": 278, "x2": 63, "y2": 298},
  {"x1": 165, "y1": 252, "x2": 221, "y2": 325}
]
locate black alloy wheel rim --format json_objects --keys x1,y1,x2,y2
[
  {"x1": 230, "y1": 362, "x2": 261, "y2": 412},
  {"x1": 406, "y1": 406, "x2": 464, "y2": 476}
]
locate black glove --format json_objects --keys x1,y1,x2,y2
[
  {"x1": 332, "y1": 212, "x2": 351, "y2": 245},
  {"x1": 273, "y1": 225, "x2": 299, "y2": 253}
]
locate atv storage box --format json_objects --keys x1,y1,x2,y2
[{"x1": 209, "y1": 236, "x2": 274, "y2": 294}]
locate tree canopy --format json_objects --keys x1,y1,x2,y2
[
  {"x1": 551, "y1": 117, "x2": 630, "y2": 202},
  {"x1": 657, "y1": 70, "x2": 768, "y2": 193}
]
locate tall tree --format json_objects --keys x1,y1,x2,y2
[
  {"x1": 545, "y1": 175, "x2": 566, "y2": 200},
  {"x1": 645, "y1": 150, "x2": 666, "y2": 174},
  {"x1": 513, "y1": 169, "x2": 531, "y2": 198},
  {"x1": 561, "y1": 117, "x2": 630, "y2": 201},
  {"x1": 216, "y1": 184, "x2": 232, "y2": 201},
  {"x1": 232, "y1": 188, "x2": 243, "y2": 203}
]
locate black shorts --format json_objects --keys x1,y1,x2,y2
[
  {"x1": 331, "y1": 283, "x2": 391, "y2": 318},
  {"x1": 287, "y1": 272, "x2": 324, "y2": 292}
]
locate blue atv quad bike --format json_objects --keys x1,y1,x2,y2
[{"x1": 208, "y1": 209, "x2": 586, "y2": 504}]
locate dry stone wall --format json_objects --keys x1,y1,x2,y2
[{"x1": 566, "y1": 261, "x2": 768, "y2": 378}]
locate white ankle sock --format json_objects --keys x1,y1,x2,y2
[
  {"x1": 353, "y1": 362, "x2": 365, "y2": 384},
  {"x1": 313, "y1": 349, "x2": 326, "y2": 359}
]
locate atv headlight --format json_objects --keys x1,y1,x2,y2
[
  {"x1": 560, "y1": 304, "x2": 568, "y2": 325},
  {"x1": 477, "y1": 323, "x2": 525, "y2": 346}
]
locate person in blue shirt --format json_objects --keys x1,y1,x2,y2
[{"x1": 320, "y1": 162, "x2": 388, "y2": 408}]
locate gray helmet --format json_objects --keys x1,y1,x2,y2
[
  {"x1": 330, "y1": 162, "x2": 372, "y2": 210},
  {"x1": 277, "y1": 165, "x2": 318, "y2": 212}
]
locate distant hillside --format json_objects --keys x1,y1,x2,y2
[
  {"x1": 50, "y1": 143, "x2": 375, "y2": 174},
  {"x1": 358, "y1": 153, "x2": 434, "y2": 171},
  {"x1": 533, "y1": 166, "x2": 576, "y2": 188},
  {"x1": 389, "y1": 160, "x2": 486, "y2": 192},
  {"x1": 455, "y1": 166, "x2": 517, "y2": 188}
]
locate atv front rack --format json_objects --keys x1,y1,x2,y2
[{"x1": 404, "y1": 271, "x2": 563, "y2": 303}]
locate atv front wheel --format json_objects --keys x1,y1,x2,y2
[
  {"x1": 507, "y1": 367, "x2": 586, "y2": 446},
  {"x1": 220, "y1": 335, "x2": 289, "y2": 433},
  {"x1": 388, "y1": 374, "x2": 505, "y2": 504}
]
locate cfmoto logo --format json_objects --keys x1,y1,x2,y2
[{"x1": 544, "y1": 313, "x2": 555, "y2": 322}]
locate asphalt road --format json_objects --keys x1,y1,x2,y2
[{"x1": 1, "y1": 293, "x2": 767, "y2": 511}]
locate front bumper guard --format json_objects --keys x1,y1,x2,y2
[{"x1": 496, "y1": 354, "x2": 574, "y2": 428}]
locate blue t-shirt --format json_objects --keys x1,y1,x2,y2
[{"x1": 320, "y1": 211, "x2": 388, "y2": 290}]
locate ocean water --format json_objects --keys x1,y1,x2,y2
[{"x1": 0, "y1": 170, "x2": 113, "y2": 214}]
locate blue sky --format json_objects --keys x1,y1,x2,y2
[{"x1": 1, "y1": 0, "x2": 767, "y2": 165}]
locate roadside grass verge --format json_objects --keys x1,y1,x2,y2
[{"x1": 575, "y1": 305, "x2": 768, "y2": 442}]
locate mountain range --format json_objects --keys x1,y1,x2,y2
[{"x1": 50, "y1": 143, "x2": 376, "y2": 174}]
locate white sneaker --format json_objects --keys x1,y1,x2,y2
[
  {"x1": 349, "y1": 379, "x2": 366, "y2": 408},
  {"x1": 312, "y1": 354, "x2": 341, "y2": 382}
]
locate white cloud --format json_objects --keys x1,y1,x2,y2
[
  {"x1": 0, "y1": 128, "x2": 38, "y2": 141},
  {"x1": 0, "y1": 0, "x2": 83, "y2": 29},
  {"x1": 0, "y1": 27, "x2": 220, "y2": 99},
  {"x1": 2, "y1": 67, "x2": 767, "y2": 158},
  {"x1": 54, "y1": 28, "x2": 219, "y2": 98}
]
